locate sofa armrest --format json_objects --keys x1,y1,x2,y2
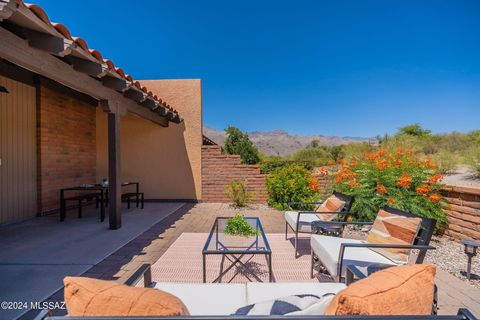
[
  {"x1": 124, "y1": 264, "x2": 152, "y2": 287},
  {"x1": 337, "y1": 243, "x2": 435, "y2": 279}
]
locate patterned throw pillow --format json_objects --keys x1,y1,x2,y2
[
  {"x1": 366, "y1": 209, "x2": 422, "y2": 264},
  {"x1": 233, "y1": 294, "x2": 335, "y2": 316},
  {"x1": 315, "y1": 195, "x2": 346, "y2": 222}
]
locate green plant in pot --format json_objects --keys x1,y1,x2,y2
[{"x1": 224, "y1": 213, "x2": 259, "y2": 237}]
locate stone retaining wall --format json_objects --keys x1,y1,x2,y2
[
  {"x1": 201, "y1": 145, "x2": 268, "y2": 203},
  {"x1": 442, "y1": 186, "x2": 480, "y2": 241}
]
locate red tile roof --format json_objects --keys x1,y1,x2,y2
[{"x1": 9, "y1": 0, "x2": 180, "y2": 120}]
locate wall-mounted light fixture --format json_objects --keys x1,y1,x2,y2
[{"x1": 0, "y1": 85, "x2": 9, "y2": 93}]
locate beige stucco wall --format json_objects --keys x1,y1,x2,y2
[{"x1": 96, "y1": 79, "x2": 202, "y2": 200}]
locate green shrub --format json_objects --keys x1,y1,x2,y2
[
  {"x1": 225, "y1": 179, "x2": 253, "y2": 207},
  {"x1": 224, "y1": 127, "x2": 260, "y2": 164},
  {"x1": 266, "y1": 165, "x2": 319, "y2": 210},
  {"x1": 224, "y1": 213, "x2": 258, "y2": 237},
  {"x1": 334, "y1": 148, "x2": 447, "y2": 230}
]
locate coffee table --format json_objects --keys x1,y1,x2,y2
[{"x1": 202, "y1": 217, "x2": 272, "y2": 283}]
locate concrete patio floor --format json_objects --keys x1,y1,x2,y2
[
  {"x1": 10, "y1": 203, "x2": 480, "y2": 319},
  {"x1": 0, "y1": 202, "x2": 188, "y2": 320}
]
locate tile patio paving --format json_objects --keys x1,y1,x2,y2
[{"x1": 30, "y1": 203, "x2": 480, "y2": 318}]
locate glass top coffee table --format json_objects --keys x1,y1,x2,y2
[{"x1": 202, "y1": 217, "x2": 272, "y2": 283}]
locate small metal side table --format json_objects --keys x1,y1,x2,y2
[
  {"x1": 462, "y1": 239, "x2": 480, "y2": 280},
  {"x1": 311, "y1": 220, "x2": 343, "y2": 237},
  {"x1": 345, "y1": 263, "x2": 394, "y2": 285}
]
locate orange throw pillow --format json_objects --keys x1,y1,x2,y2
[
  {"x1": 315, "y1": 195, "x2": 346, "y2": 221},
  {"x1": 64, "y1": 277, "x2": 189, "y2": 317},
  {"x1": 325, "y1": 264, "x2": 436, "y2": 316},
  {"x1": 366, "y1": 209, "x2": 422, "y2": 263}
]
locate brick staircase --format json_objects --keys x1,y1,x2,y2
[{"x1": 201, "y1": 145, "x2": 268, "y2": 203}]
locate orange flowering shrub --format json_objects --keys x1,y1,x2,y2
[
  {"x1": 309, "y1": 178, "x2": 319, "y2": 192},
  {"x1": 334, "y1": 147, "x2": 447, "y2": 228}
]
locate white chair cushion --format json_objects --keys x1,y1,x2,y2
[
  {"x1": 246, "y1": 282, "x2": 346, "y2": 305},
  {"x1": 154, "y1": 282, "x2": 247, "y2": 315},
  {"x1": 310, "y1": 235, "x2": 398, "y2": 277},
  {"x1": 285, "y1": 211, "x2": 321, "y2": 232}
]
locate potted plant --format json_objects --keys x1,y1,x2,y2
[{"x1": 224, "y1": 213, "x2": 259, "y2": 237}]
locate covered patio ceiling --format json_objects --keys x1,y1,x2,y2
[
  {"x1": 0, "y1": 0, "x2": 182, "y2": 126},
  {"x1": 0, "y1": 0, "x2": 184, "y2": 230}
]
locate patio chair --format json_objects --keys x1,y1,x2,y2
[
  {"x1": 285, "y1": 191, "x2": 354, "y2": 258},
  {"x1": 310, "y1": 205, "x2": 436, "y2": 281}
]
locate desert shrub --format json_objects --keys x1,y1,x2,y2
[
  {"x1": 225, "y1": 179, "x2": 254, "y2": 207},
  {"x1": 340, "y1": 142, "x2": 375, "y2": 160},
  {"x1": 289, "y1": 146, "x2": 333, "y2": 167},
  {"x1": 333, "y1": 148, "x2": 447, "y2": 230},
  {"x1": 431, "y1": 150, "x2": 459, "y2": 174},
  {"x1": 465, "y1": 145, "x2": 480, "y2": 176},
  {"x1": 260, "y1": 158, "x2": 314, "y2": 174},
  {"x1": 266, "y1": 165, "x2": 319, "y2": 210},
  {"x1": 224, "y1": 127, "x2": 260, "y2": 164}
]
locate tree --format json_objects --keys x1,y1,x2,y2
[
  {"x1": 329, "y1": 145, "x2": 345, "y2": 161},
  {"x1": 224, "y1": 126, "x2": 260, "y2": 164},
  {"x1": 308, "y1": 139, "x2": 320, "y2": 148},
  {"x1": 397, "y1": 124, "x2": 431, "y2": 137}
]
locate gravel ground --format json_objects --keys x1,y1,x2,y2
[{"x1": 425, "y1": 236, "x2": 480, "y2": 288}]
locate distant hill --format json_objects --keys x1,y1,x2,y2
[{"x1": 203, "y1": 126, "x2": 373, "y2": 156}]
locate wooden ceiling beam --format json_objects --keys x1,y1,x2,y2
[
  {"x1": 140, "y1": 97, "x2": 156, "y2": 110},
  {"x1": 0, "y1": 26, "x2": 169, "y2": 126},
  {"x1": 65, "y1": 56, "x2": 103, "y2": 77},
  {"x1": 124, "y1": 87, "x2": 145, "y2": 102},
  {"x1": 102, "y1": 76, "x2": 127, "y2": 91}
]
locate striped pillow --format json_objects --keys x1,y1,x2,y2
[
  {"x1": 366, "y1": 209, "x2": 422, "y2": 264},
  {"x1": 315, "y1": 196, "x2": 346, "y2": 222}
]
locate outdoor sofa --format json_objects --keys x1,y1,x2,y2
[
  {"x1": 39, "y1": 263, "x2": 478, "y2": 320},
  {"x1": 285, "y1": 191, "x2": 355, "y2": 257},
  {"x1": 310, "y1": 205, "x2": 436, "y2": 281}
]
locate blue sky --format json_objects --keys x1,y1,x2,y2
[{"x1": 37, "y1": 0, "x2": 480, "y2": 137}]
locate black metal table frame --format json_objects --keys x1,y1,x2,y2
[
  {"x1": 202, "y1": 216, "x2": 273, "y2": 283},
  {"x1": 59, "y1": 182, "x2": 140, "y2": 222}
]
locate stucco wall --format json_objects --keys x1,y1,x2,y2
[{"x1": 96, "y1": 79, "x2": 202, "y2": 200}]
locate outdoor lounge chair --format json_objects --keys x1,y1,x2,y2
[
  {"x1": 285, "y1": 191, "x2": 354, "y2": 258},
  {"x1": 310, "y1": 205, "x2": 437, "y2": 281},
  {"x1": 38, "y1": 264, "x2": 478, "y2": 320}
]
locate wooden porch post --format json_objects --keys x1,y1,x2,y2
[
  {"x1": 108, "y1": 111, "x2": 122, "y2": 229},
  {"x1": 101, "y1": 100, "x2": 125, "y2": 230}
]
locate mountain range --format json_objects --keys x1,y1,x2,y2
[{"x1": 203, "y1": 126, "x2": 372, "y2": 156}]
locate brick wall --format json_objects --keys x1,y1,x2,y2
[
  {"x1": 37, "y1": 84, "x2": 97, "y2": 214},
  {"x1": 202, "y1": 145, "x2": 268, "y2": 203},
  {"x1": 442, "y1": 186, "x2": 480, "y2": 241}
]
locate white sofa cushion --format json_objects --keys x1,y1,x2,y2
[
  {"x1": 154, "y1": 283, "x2": 247, "y2": 315},
  {"x1": 246, "y1": 282, "x2": 346, "y2": 304},
  {"x1": 234, "y1": 294, "x2": 336, "y2": 316},
  {"x1": 310, "y1": 235, "x2": 398, "y2": 277},
  {"x1": 285, "y1": 211, "x2": 320, "y2": 232}
]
